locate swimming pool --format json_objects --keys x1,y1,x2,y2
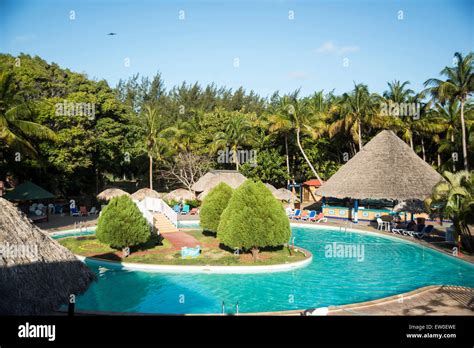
[{"x1": 70, "y1": 223, "x2": 474, "y2": 314}]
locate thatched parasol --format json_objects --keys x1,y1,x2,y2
[
  {"x1": 263, "y1": 183, "x2": 277, "y2": 192},
  {"x1": 97, "y1": 188, "x2": 130, "y2": 201},
  {"x1": 192, "y1": 170, "x2": 247, "y2": 193},
  {"x1": 273, "y1": 188, "x2": 300, "y2": 202},
  {"x1": 316, "y1": 130, "x2": 443, "y2": 201},
  {"x1": 131, "y1": 188, "x2": 162, "y2": 201},
  {"x1": 164, "y1": 188, "x2": 196, "y2": 201},
  {"x1": 0, "y1": 198, "x2": 95, "y2": 315}
]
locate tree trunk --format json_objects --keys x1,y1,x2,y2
[
  {"x1": 251, "y1": 247, "x2": 259, "y2": 261},
  {"x1": 357, "y1": 119, "x2": 363, "y2": 151},
  {"x1": 451, "y1": 133, "x2": 456, "y2": 172},
  {"x1": 437, "y1": 153, "x2": 441, "y2": 168},
  {"x1": 409, "y1": 135, "x2": 413, "y2": 150},
  {"x1": 296, "y1": 127, "x2": 322, "y2": 182},
  {"x1": 149, "y1": 155, "x2": 153, "y2": 190},
  {"x1": 284, "y1": 134, "x2": 290, "y2": 186},
  {"x1": 460, "y1": 99, "x2": 469, "y2": 171},
  {"x1": 233, "y1": 145, "x2": 239, "y2": 171},
  {"x1": 421, "y1": 138, "x2": 426, "y2": 161}
]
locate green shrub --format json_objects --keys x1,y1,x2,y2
[
  {"x1": 96, "y1": 195, "x2": 150, "y2": 253},
  {"x1": 185, "y1": 199, "x2": 200, "y2": 208},
  {"x1": 217, "y1": 180, "x2": 291, "y2": 260},
  {"x1": 199, "y1": 183, "x2": 233, "y2": 232}
]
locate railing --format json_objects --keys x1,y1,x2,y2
[
  {"x1": 135, "y1": 199, "x2": 155, "y2": 228},
  {"x1": 142, "y1": 197, "x2": 178, "y2": 227}
]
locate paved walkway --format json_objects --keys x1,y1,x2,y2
[
  {"x1": 161, "y1": 231, "x2": 200, "y2": 249},
  {"x1": 245, "y1": 286, "x2": 474, "y2": 316}
]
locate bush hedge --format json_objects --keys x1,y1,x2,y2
[
  {"x1": 199, "y1": 182, "x2": 233, "y2": 232},
  {"x1": 96, "y1": 195, "x2": 150, "y2": 253},
  {"x1": 217, "y1": 180, "x2": 291, "y2": 259}
]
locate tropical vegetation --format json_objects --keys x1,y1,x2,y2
[
  {"x1": 199, "y1": 182, "x2": 234, "y2": 232},
  {"x1": 0, "y1": 52, "x2": 472, "y2": 199}
]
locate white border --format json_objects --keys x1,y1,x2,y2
[{"x1": 75, "y1": 253, "x2": 313, "y2": 274}]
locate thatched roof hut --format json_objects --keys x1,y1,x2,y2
[
  {"x1": 316, "y1": 130, "x2": 443, "y2": 201},
  {"x1": 164, "y1": 188, "x2": 195, "y2": 201},
  {"x1": 273, "y1": 188, "x2": 300, "y2": 202},
  {"x1": 263, "y1": 183, "x2": 277, "y2": 192},
  {"x1": 131, "y1": 188, "x2": 162, "y2": 201},
  {"x1": 97, "y1": 188, "x2": 130, "y2": 201},
  {"x1": 0, "y1": 198, "x2": 95, "y2": 315},
  {"x1": 191, "y1": 170, "x2": 247, "y2": 193}
]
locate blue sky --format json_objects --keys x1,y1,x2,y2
[{"x1": 0, "y1": 0, "x2": 472, "y2": 97}]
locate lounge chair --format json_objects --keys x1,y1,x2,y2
[
  {"x1": 70, "y1": 207, "x2": 80, "y2": 216},
  {"x1": 409, "y1": 225, "x2": 434, "y2": 238},
  {"x1": 376, "y1": 217, "x2": 385, "y2": 230},
  {"x1": 173, "y1": 204, "x2": 181, "y2": 213},
  {"x1": 90, "y1": 206, "x2": 98, "y2": 215},
  {"x1": 181, "y1": 204, "x2": 190, "y2": 215},
  {"x1": 315, "y1": 212, "x2": 327, "y2": 223},
  {"x1": 295, "y1": 210, "x2": 308, "y2": 220},
  {"x1": 79, "y1": 206, "x2": 89, "y2": 216},
  {"x1": 303, "y1": 210, "x2": 316, "y2": 221},
  {"x1": 290, "y1": 209, "x2": 301, "y2": 220},
  {"x1": 190, "y1": 207, "x2": 198, "y2": 215}
]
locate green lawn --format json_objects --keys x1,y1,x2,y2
[{"x1": 59, "y1": 230, "x2": 309, "y2": 266}]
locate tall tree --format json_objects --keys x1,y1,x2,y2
[{"x1": 424, "y1": 52, "x2": 474, "y2": 170}]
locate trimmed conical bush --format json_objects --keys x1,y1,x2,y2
[{"x1": 200, "y1": 182, "x2": 234, "y2": 232}]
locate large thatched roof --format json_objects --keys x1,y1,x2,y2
[
  {"x1": 164, "y1": 188, "x2": 195, "y2": 201},
  {"x1": 131, "y1": 188, "x2": 162, "y2": 201},
  {"x1": 191, "y1": 170, "x2": 247, "y2": 193},
  {"x1": 97, "y1": 188, "x2": 130, "y2": 201},
  {"x1": 0, "y1": 198, "x2": 95, "y2": 315},
  {"x1": 316, "y1": 130, "x2": 443, "y2": 201}
]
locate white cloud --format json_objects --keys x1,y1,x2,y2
[
  {"x1": 315, "y1": 41, "x2": 359, "y2": 55},
  {"x1": 288, "y1": 71, "x2": 310, "y2": 80}
]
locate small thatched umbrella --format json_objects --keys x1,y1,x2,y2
[
  {"x1": 273, "y1": 188, "x2": 300, "y2": 202},
  {"x1": 97, "y1": 188, "x2": 130, "y2": 201},
  {"x1": 131, "y1": 188, "x2": 162, "y2": 201},
  {"x1": 263, "y1": 183, "x2": 277, "y2": 192},
  {"x1": 0, "y1": 198, "x2": 95, "y2": 315},
  {"x1": 316, "y1": 130, "x2": 443, "y2": 201},
  {"x1": 192, "y1": 170, "x2": 247, "y2": 193},
  {"x1": 164, "y1": 188, "x2": 196, "y2": 201}
]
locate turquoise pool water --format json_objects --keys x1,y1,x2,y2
[
  {"x1": 70, "y1": 223, "x2": 474, "y2": 314},
  {"x1": 51, "y1": 229, "x2": 95, "y2": 239}
]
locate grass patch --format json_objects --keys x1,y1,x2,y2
[{"x1": 58, "y1": 230, "x2": 309, "y2": 266}]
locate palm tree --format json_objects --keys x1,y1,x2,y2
[
  {"x1": 425, "y1": 170, "x2": 473, "y2": 252},
  {"x1": 424, "y1": 52, "x2": 474, "y2": 170},
  {"x1": 268, "y1": 99, "x2": 293, "y2": 184},
  {"x1": 213, "y1": 114, "x2": 253, "y2": 170},
  {"x1": 138, "y1": 103, "x2": 168, "y2": 190},
  {"x1": 280, "y1": 92, "x2": 323, "y2": 182},
  {"x1": 0, "y1": 70, "x2": 56, "y2": 156},
  {"x1": 383, "y1": 80, "x2": 415, "y2": 103},
  {"x1": 330, "y1": 83, "x2": 378, "y2": 151}
]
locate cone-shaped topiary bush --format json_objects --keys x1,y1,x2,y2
[
  {"x1": 200, "y1": 182, "x2": 234, "y2": 232},
  {"x1": 96, "y1": 195, "x2": 150, "y2": 253},
  {"x1": 217, "y1": 180, "x2": 291, "y2": 260}
]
